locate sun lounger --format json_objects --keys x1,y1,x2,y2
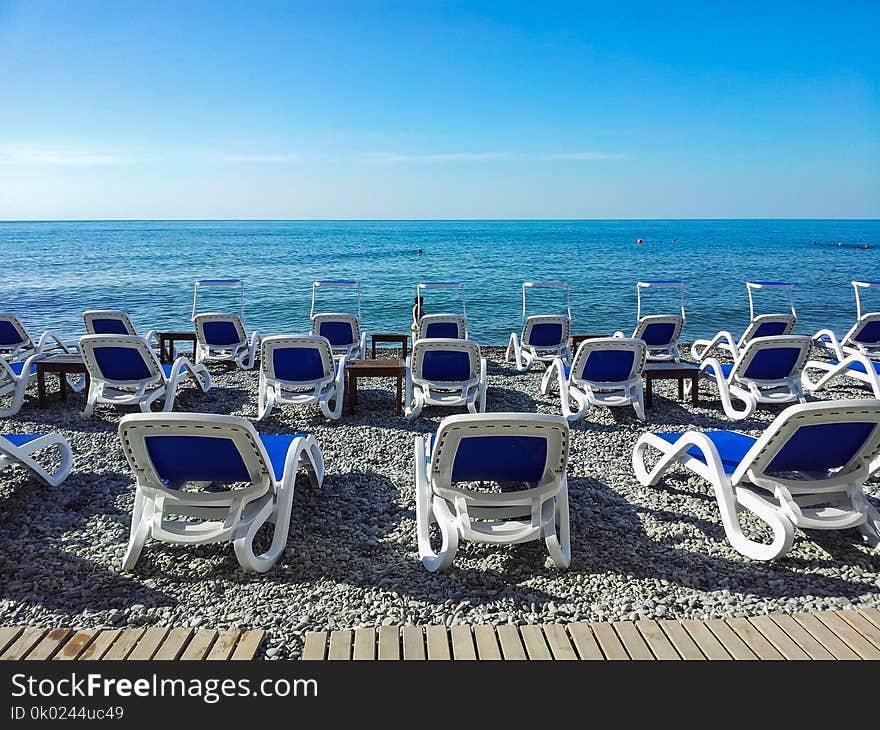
[
  {"x1": 0, "y1": 432, "x2": 73, "y2": 487},
  {"x1": 405, "y1": 338, "x2": 487, "y2": 420}
]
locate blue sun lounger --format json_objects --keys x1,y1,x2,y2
[
  {"x1": 0, "y1": 433, "x2": 73, "y2": 487},
  {"x1": 405, "y1": 338, "x2": 487, "y2": 420}
]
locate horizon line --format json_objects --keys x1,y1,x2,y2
[{"x1": 1, "y1": 217, "x2": 879, "y2": 223}]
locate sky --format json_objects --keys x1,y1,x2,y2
[{"x1": 0, "y1": 0, "x2": 878, "y2": 220}]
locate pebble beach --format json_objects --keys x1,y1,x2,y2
[{"x1": 2, "y1": 344, "x2": 879, "y2": 659}]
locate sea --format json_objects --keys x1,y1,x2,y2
[{"x1": 2, "y1": 219, "x2": 878, "y2": 345}]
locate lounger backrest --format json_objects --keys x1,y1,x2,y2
[
  {"x1": 850, "y1": 314, "x2": 880, "y2": 346},
  {"x1": 119, "y1": 413, "x2": 274, "y2": 494},
  {"x1": 430, "y1": 413, "x2": 569, "y2": 492},
  {"x1": 310, "y1": 313, "x2": 360, "y2": 348},
  {"x1": 740, "y1": 314, "x2": 796, "y2": 345},
  {"x1": 418, "y1": 314, "x2": 467, "y2": 340},
  {"x1": 522, "y1": 315, "x2": 570, "y2": 349},
  {"x1": 734, "y1": 335, "x2": 811, "y2": 382},
  {"x1": 261, "y1": 335, "x2": 335, "y2": 384},
  {"x1": 571, "y1": 337, "x2": 646, "y2": 384},
  {"x1": 83, "y1": 310, "x2": 137, "y2": 336},
  {"x1": 732, "y1": 400, "x2": 880, "y2": 489},
  {"x1": 412, "y1": 338, "x2": 480, "y2": 384},
  {"x1": 0, "y1": 314, "x2": 32, "y2": 351},
  {"x1": 80, "y1": 334, "x2": 162, "y2": 385},
  {"x1": 194, "y1": 313, "x2": 247, "y2": 348},
  {"x1": 633, "y1": 315, "x2": 683, "y2": 347}
]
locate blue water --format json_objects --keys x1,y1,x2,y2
[{"x1": 2, "y1": 220, "x2": 878, "y2": 345}]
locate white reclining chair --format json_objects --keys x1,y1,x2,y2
[
  {"x1": 193, "y1": 313, "x2": 260, "y2": 370},
  {"x1": 0, "y1": 356, "x2": 39, "y2": 417},
  {"x1": 258, "y1": 335, "x2": 346, "y2": 421},
  {"x1": 542, "y1": 337, "x2": 647, "y2": 422},
  {"x1": 415, "y1": 314, "x2": 468, "y2": 342},
  {"x1": 414, "y1": 412, "x2": 571, "y2": 572},
  {"x1": 802, "y1": 353, "x2": 880, "y2": 400},
  {"x1": 692, "y1": 281, "x2": 797, "y2": 361},
  {"x1": 633, "y1": 399, "x2": 880, "y2": 560},
  {"x1": 309, "y1": 280, "x2": 367, "y2": 359},
  {"x1": 0, "y1": 313, "x2": 75, "y2": 362},
  {"x1": 118, "y1": 412, "x2": 324, "y2": 573},
  {"x1": 405, "y1": 338, "x2": 486, "y2": 421},
  {"x1": 615, "y1": 281, "x2": 685, "y2": 362},
  {"x1": 0, "y1": 433, "x2": 73, "y2": 487},
  {"x1": 698, "y1": 335, "x2": 811, "y2": 420},
  {"x1": 83, "y1": 310, "x2": 158, "y2": 348},
  {"x1": 506, "y1": 281, "x2": 572, "y2": 372},
  {"x1": 80, "y1": 334, "x2": 211, "y2": 417},
  {"x1": 814, "y1": 280, "x2": 880, "y2": 360}
]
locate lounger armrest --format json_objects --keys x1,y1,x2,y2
[{"x1": 812, "y1": 328, "x2": 844, "y2": 359}]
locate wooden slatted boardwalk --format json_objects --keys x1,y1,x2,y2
[
  {"x1": 0, "y1": 627, "x2": 265, "y2": 661},
  {"x1": 302, "y1": 608, "x2": 880, "y2": 660}
]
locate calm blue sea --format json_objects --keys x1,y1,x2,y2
[{"x1": 1, "y1": 220, "x2": 878, "y2": 345}]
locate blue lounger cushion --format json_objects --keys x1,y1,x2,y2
[
  {"x1": 1, "y1": 434, "x2": 47, "y2": 447},
  {"x1": 94, "y1": 347, "x2": 152, "y2": 381},
  {"x1": 318, "y1": 321, "x2": 355, "y2": 347},
  {"x1": 829, "y1": 359, "x2": 880, "y2": 375},
  {"x1": 422, "y1": 350, "x2": 471, "y2": 381},
  {"x1": 272, "y1": 348, "x2": 328, "y2": 382},
  {"x1": 579, "y1": 350, "x2": 636, "y2": 382},
  {"x1": 450, "y1": 435, "x2": 547, "y2": 484},
  {"x1": 0, "y1": 321, "x2": 24, "y2": 347},
  {"x1": 853, "y1": 320, "x2": 880, "y2": 345},
  {"x1": 202, "y1": 321, "x2": 241, "y2": 346},
  {"x1": 656, "y1": 431, "x2": 757, "y2": 474},
  {"x1": 741, "y1": 347, "x2": 802, "y2": 379},
  {"x1": 641, "y1": 322, "x2": 676, "y2": 346},
  {"x1": 91, "y1": 318, "x2": 130, "y2": 335},
  {"x1": 703, "y1": 362, "x2": 735, "y2": 379},
  {"x1": 765, "y1": 422, "x2": 876, "y2": 474},
  {"x1": 528, "y1": 323, "x2": 564, "y2": 347},
  {"x1": 8, "y1": 362, "x2": 38, "y2": 377},
  {"x1": 424, "y1": 322, "x2": 460, "y2": 339},
  {"x1": 752, "y1": 321, "x2": 791, "y2": 338}
]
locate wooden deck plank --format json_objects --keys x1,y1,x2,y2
[
  {"x1": 473, "y1": 624, "x2": 502, "y2": 660},
  {"x1": 230, "y1": 630, "x2": 265, "y2": 660},
  {"x1": 859, "y1": 607, "x2": 880, "y2": 630},
  {"x1": 793, "y1": 613, "x2": 860, "y2": 659},
  {"x1": 495, "y1": 625, "x2": 527, "y2": 660},
  {"x1": 566, "y1": 623, "x2": 603, "y2": 660},
  {"x1": 78, "y1": 630, "x2": 121, "y2": 661},
  {"x1": 0, "y1": 627, "x2": 47, "y2": 660},
  {"x1": 814, "y1": 612, "x2": 880, "y2": 659},
  {"x1": 127, "y1": 627, "x2": 170, "y2": 661},
  {"x1": 589, "y1": 621, "x2": 628, "y2": 660},
  {"x1": 519, "y1": 624, "x2": 552, "y2": 660},
  {"x1": 705, "y1": 619, "x2": 756, "y2": 660},
  {"x1": 328, "y1": 630, "x2": 353, "y2": 660},
  {"x1": 542, "y1": 624, "x2": 577, "y2": 660},
  {"x1": 103, "y1": 629, "x2": 146, "y2": 661},
  {"x1": 680, "y1": 620, "x2": 731, "y2": 660},
  {"x1": 377, "y1": 625, "x2": 400, "y2": 660},
  {"x1": 352, "y1": 627, "x2": 376, "y2": 660},
  {"x1": 54, "y1": 630, "x2": 98, "y2": 661},
  {"x1": 26, "y1": 628, "x2": 72, "y2": 661},
  {"x1": 746, "y1": 615, "x2": 809, "y2": 660},
  {"x1": 836, "y1": 610, "x2": 880, "y2": 650},
  {"x1": 425, "y1": 624, "x2": 451, "y2": 660},
  {"x1": 302, "y1": 631, "x2": 328, "y2": 661},
  {"x1": 206, "y1": 630, "x2": 242, "y2": 661},
  {"x1": 635, "y1": 620, "x2": 679, "y2": 660},
  {"x1": 402, "y1": 626, "x2": 425, "y2": 660},
  {"x1": 153, "y1": 627, "x2": 194, "y2": 661},
  {"x1": 0, "y1": 627, "x2": 24, "y2": 656},
  {"x1": 658, "y1": 620, "x2": 705, "y2": 660},
  {"x1": 613, "y1": 621, "x2": 654, "y2": 660},
  {"x1": 450, "y1": 625, "x2": 477, "y2": 660},
  {"x1": 725, "y1": 617, "x2": 784, "y2": 660},
  {"x1": 180, "y1": 629, "x2": 218, "y2": 660},
  {"x1": 768, "y1": 615, "x2": 834, "y2": 660}
]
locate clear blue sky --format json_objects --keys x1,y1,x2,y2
[{"x1": 1, "y1": 0, "x2": 877, "y2": 219}]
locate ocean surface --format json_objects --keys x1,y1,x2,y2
[{"x1": 2, "y1": 220, "x2": 878, "y2": 345}]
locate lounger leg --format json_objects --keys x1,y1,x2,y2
[
  {"x1": 543, "y1": 484, "x2": 571, "y2": 569},
  {"x1": 122, "y1": 490, "x2": 153, "y2": 571},
  {"x1": 414, "y1": 437, "x2": 458, "y2": 572},
  {"x1": 632, "y1": 381, "x2": 646, "y2": 421},
  {"x1": 477, "y1": 358, "x2": 487, "y2": 413}
]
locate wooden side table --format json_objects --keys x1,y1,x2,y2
[
  {"x1": 643, "y1": 362, "x2": 700, "y2": 408},
  {"x1": 346, "y1": 358, "x2": 406, "y2": 414},
  {"x1": 36, "y1": 354, "x2": 90, "y2": 408},
  {"x1": 370, "y1": 333, "x2": 410, "y2": 360},
  {"x1": 157, "y1": 331, "x2": 197, "y2": 365}
]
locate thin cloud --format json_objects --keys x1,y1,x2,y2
[
  {"x1": 364, "y1": 151, "x2": 517, "y2": 165},
  {"x1": 202, "y1": 153, "x2": 303, "y2": 164},
  {"x1": 539, "y1": 152, "x2": 636, "y2": 161},
  {"x1": 0, "y1": 146, "x2": 146, "y2": 166}
]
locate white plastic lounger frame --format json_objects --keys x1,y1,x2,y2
[
  {"x1": 691, "y1": 281, "x2": 797, "y2": 361},
  {"x1": 698, "y1": 335, "x2": 811, "y2": 421},
  {"x1": 309, "y1": 280, "x2": 366, "y2": 359},
  {"x1": 506, "y1": 281, "x2": 572, "y2": 372},
  {"x1": 0, "y1": 433, "x2": 73, "y2": 487},
  {"x1": 633, "y1": 399, "x2": 880, "y2": 560},
  {"x1": 191, "y1": 278, "x2": 245, "y2": 322},
  {"x1": 80, "y1": 334, "x2": 211, "y2": 417},
  {"x1": 813, "y1": 281, "x2": 880, "y2": 359},
  {"x1": 258, "y1": 335, "x2": 346, "y2": 421},
  {"x1": 0, "y1": 355, "x2": 39, "y2": 417},
  {"x1": 0, "y1": 313, "x2": 76, "y2": 363},
  {"x1": 414, "y1": 412, "x2": 571, "y2": 572},
  {"x1": 542, "y1": 337, "x2": 647, "y2": 422},
  {"x1": 193, "y1": 313, "x2": 261, "y2": 370},
  {"x1": 118, "y1": 412, "x2": 324, "y2": 573},
  {"x1": 802, "y1": 353, "x2": 880, "y2": 400},
  {"x1": 405, "y1": 338, "x2": 487, "y2": 421},
  {"x1": 83, "y1": 310, "x2": 158, "y2": 348},
  {"x1": 414, "y1": 282, "x2": 468, "y2": 343},
  {"x1": 615, "y1": 281, "x2": 685, "y2": 362}
]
